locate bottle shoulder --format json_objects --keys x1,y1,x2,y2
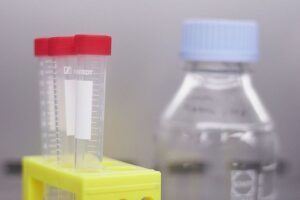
[{"x1": 162, "y1": 73, "x2": 273, "y2": 129}]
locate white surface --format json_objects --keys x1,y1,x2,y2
[
  {"x1": 75, "y1": 80, "x2": 93, "y2": 140},
  {"x1": 64, "y1": 80, "x2": 76, "y2": 136}
]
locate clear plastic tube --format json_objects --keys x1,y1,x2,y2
[
  {"x1": 55, "y1": 55, "x2": 77, "y2": 168},
  {"x1": 37, "y1": 55, "x2": 64, "y2": 200},
  {"x1": 74, "y1": 55, "x2": 107, "y2": 171},
  {"x1": 37, "y1": 56, "x2": 57, "y2": 160},
  {"x1": 37, "y1": 37, "x2": 76, "y2": 200},
  {"x1": 49, "y1": 55, "x2": 76, "y2": 200}
]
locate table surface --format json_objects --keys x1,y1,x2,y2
[{"x1": 1, "y1": 173, "x2": 300, "y2": 200}]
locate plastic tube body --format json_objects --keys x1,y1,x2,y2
[
  {"x1": 55, "y1": 55, "x2": 77, "y2": 168},
  {"x1": 43, "y1": 55, "x2": 77, "y2": 200},
  {"x1": 75, "y1": 55, "x2": 107, "y2": 171},
  {"x1": 37, "y1": 56, "x2": 57, "y2": 159},
  {"x1": 37, "y1": 56, "x2": 68, "y2": 200}
]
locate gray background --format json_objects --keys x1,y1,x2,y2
[{"x1": 0, "y1": 0, "x2": 299, "y2": 199}]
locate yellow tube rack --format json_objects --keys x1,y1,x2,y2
[{"x1": 23, "y1": 156, "x2": 161, "y2": 200}]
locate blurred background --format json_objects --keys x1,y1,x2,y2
[{"x1": 0, "y1": 0, "x2": 299, "y2": 199}]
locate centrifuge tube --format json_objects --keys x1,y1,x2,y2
[
  {"x1": 48, "y1": 36, "x2": 76, "y2": 167},
  {"x1": 35, "y1": 38, "x2": 59, "y2": 161},
  {"x1": 74, "y1": 35, "x2": 112, "y2": 171}
]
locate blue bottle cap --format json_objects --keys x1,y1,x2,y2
[{"x1": 181, "y1": 19, "x2": 259, "y2": 63}]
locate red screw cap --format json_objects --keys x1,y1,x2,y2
[
  {"x1": 34, "y1": 38, "x2": 48, "y2": 56},
  {"x1": 48, "y1": 36, "x2": 75, "y2": 56},
  {"x1": 74, "y1": 35, "x2": 112, "y2": 55}
]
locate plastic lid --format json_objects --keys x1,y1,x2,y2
[
  {"x1": 181, "y1": 19, "x2": 259, "y2": 63},
  {"x1": 48, "y1": 36, "x2": 75, "y2": 56},
  {"x1": 34, "y1": 38, "x2": 48, "y2": 56},
  {"x1": 74, "y1": 35, "x2": 112, "y2": 55}
]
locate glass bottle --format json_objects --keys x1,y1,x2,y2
[{"x1": 156, "y1": 19, "x2": 278, "y2": 200}]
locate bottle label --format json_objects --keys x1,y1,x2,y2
[{"x1": 231, "y1": 169, "x2": 257, "y2": 200}]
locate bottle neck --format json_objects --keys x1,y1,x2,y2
[
  {"x1": 185, "y1": 61, "x2": 248, "y2": 74},
  {"x1": 183, "y1": 61, "x2": 252, "y2": 90}
]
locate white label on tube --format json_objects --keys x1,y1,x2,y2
[
  {"x1": 75, "y1": 80, "x2": 93, "y2": 140},
  {"x1": 64, "y1": 80, "x2": 76, "y2": 136}
]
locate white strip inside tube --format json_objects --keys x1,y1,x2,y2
[{"x1": 75, "y1": 55, "x2": 107, "y2": 171}]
